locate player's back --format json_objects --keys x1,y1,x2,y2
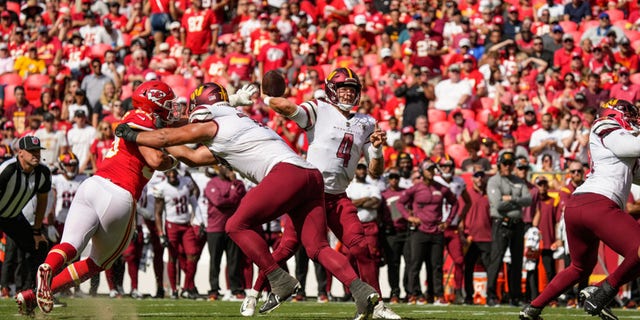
[
  {"x1": 193, "y1": 105, "x2": 313, "y2": 184},
  {"x1": 96, "y1": 109, "x2": 157, "y2": 200},
  {"x1": 304, "y1": 99, "x2": 376, "y2": 194},
  {"x1": 575, "y1": 118, "x2": 638, "y2": 208}
]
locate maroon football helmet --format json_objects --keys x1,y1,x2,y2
[
  {"x1": 599, "y1": 98, "x2": 639, "y2": 130},
  {"x1": 325, "y1": 67, "x2": 361, "y2": 111},
  {"x1": 132, "y1": 80, "x2": 181, "y2": 125},
  {"x1": 188, "y1": 82, "x2": 230, "y2": 113},
  {"x1": 0, "y1": 144, "x2": 13, "y2": 162},
  {"x1": 58, "y1": 151, "x2": 79, "y2": 179}
]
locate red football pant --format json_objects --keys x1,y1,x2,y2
[
  {"x1": 444, "y1": 227, "x2": 464, "y2": 290},
  {"x1": 225, "y1": 163, "x2": 358, "y2": 286},
  {"x1": 532, "y1": 193, "x2": 640, "y2": 308},
  {"x1": 166, "y1": 221, "x2": 199, "y2": 291}
]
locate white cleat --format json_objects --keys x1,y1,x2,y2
[
  {"x1": 372, "y1": 300, "x2": 401, "y2": 319},
  {"x1": 36, "y1": 263, "x2": 53, "y2": 313},
  {"x1": 240, "y1": 295, "x2": 257, "y2": 317}
]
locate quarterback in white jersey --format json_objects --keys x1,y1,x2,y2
[
  {"x1": 114, "y1": 82, "x2": 381, "y2": 319},
  {"x1": 521, "y1": 99, "x2": 640, "y2": 320},
  {"x1": 268, "y1": 67, "x2": 400, "y2": 319}
]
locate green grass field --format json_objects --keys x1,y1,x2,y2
[{"x1": 1, "y1": 297, "x2": 639, "y2": 320}]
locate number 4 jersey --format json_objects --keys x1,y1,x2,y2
[{"x1": 290, "y1": 99, "x2": 377, "y2": 194}]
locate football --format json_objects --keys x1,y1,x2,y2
[{"x1": 261, "y1": 70, "x2": 286, "y2": 97}]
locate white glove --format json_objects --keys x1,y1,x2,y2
[
  {"x1": 47, "y1": 225, "x2": 59, "y2": 243},
  {"x1": 229, "y1": 84, "x2": 258, "y2": 106}
]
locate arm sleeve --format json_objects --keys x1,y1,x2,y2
[
  {"x1": 602, "y1": 129, "x2": 640, "y2": 158},
  {"x1": 396, "y1": 188, "x2": 414, "y2": 219},
  {"x1": 288, "y1": 100, "x2": 318, "y2": 130},
  {"x1": 487, "y1": 176, "x2": 504, "y2": 215}
]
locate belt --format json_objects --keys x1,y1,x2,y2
[{"x1": 493, "y1": 217, "x2": 523, "y2": 225}]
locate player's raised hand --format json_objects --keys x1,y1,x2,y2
[
  {"x1": 115, "y1": 123, "x2": 139, "y2": 142},
  {"x1": 370, "y1": 126, "x2": 387, "y2": 149},
  {"x1": 229, "y1": 84, "x2": 258, "y2": 106}
]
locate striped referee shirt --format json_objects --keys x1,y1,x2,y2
[{"x1": 0, "y1": 157, "x2": 51, "y2": 219}]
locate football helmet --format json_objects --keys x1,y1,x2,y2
[
  {"x1": 435, "y1": 154, "x2": 455, "y2": 179},
  {"x1": 132, "y1": 80, "x2": 181, "y2": 125},
  {"x1": 0, "y1": 144, "x2": 13, "y2": 162},
  {"x1": 58, "y1": 152, "x2": 79, "y2": 179},
  {"x1": 599, "y1": 98, "x2": 639, "y2": 130},
  {"x1": 325, "y1": 67, "x2": 361, "y2": 111},
  {"x1": 189, "y1": 82, "x2": 230, "y2": 111}
]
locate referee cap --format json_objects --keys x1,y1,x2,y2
[{"x1": 18, "y1": 136, "x2": 45, "y2": 151}]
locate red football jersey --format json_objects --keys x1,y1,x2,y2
[
  {"x1": 181, "y1": 8, "x2": 216, "y2": 55},
  {"x1": 95, "y1": 109, "x2": 157, "y2": 200}
]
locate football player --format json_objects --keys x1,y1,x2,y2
[
  {"x1": 521, "y1": 99, "x2": 640, "y2": 320},
  {"x1": 17, "y1": 80, "x2": 182, "y2": 315},
  {"x1": 114, "y1": 82, "x2": 381, "y2": 320},
  {"x1": 47, "y1": 152, "x2": 87, "y2": 244}
]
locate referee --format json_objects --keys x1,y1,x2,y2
[{"x1": 0, "y1": 136, "x2": 51, "y2": 289}]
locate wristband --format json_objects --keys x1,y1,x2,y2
[
  {"x1": 263, "y1": 96, "x2": 272, "y2": 106},
  {"x1": 368, "y1": 145, "x2": 383, "y2": 159}
]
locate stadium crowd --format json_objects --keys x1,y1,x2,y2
[{"x1": 3, "y1": 0, "x2": 640, "y2": 317}]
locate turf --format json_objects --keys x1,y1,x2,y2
[{"x1": 0, "y1": 297, "x2": 638, "y2": 319}]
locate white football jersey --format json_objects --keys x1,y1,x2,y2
[
  {"x1": 291, "y1": 99, "x2": 376, "y2": 194},
  {"x1": 190, "y1": 104, "x2": 314, "y2": 184},
  {"x1": 153, "y1": 176, "x2": 194, "y2": 224},
  {"x1": 188, "y1": 170, "x2": 211, "y2": 226},
  {"x1": 435, "y1": 175, "x2": 466, "y2": 224},
  {"x1": 575, "y1": 118, "x2": 640, "y2": 209},
  {"x1": 51, "y1": 174, "x2": 87, "y2": 224},
  {"x1": 137, "y1": 171, "x2": 166, "y2": 220}
]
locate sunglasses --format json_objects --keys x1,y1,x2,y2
[{"x1": 570, "y1": 169, "x2": 583, "y2": 174}]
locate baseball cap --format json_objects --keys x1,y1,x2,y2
[
  {"x1": 462, "y1": 54, "x2": 474, "y2": 62},
  {"x1": 449, "y1": 63, "x2": 461, "y2": 72},
  {"x1": 84, "y1": 11, "x2": 95, "y2": 19},
  {"x1": 552, "y1": 25, "x2": 563, "y2": 33},
  {"x1": 420, "y1": 159, "x2": 437, "y2": 171},
  {"x1": 401, "y1": 126, "x2": 415, "y2": 135},
  {"x1": 620, "y1": 37, "x2": 631, "y2": 45},
  {"x1": 71, "y1": 31, "x2": 83, "y2": 40},
  {"x1": 472, "y1": 170, "x2": 485, "y2": 178},
  {"x1": 42, "y1": 112, "x2": 54, "y2": 122},
  {"x1": 397, "y1": 152, "x2": 412, "y2": 162},
  {"x1": 145, "y1": 72, "x2": 158, "y2": 81},
  {"x1": 177, "y1": 97, "x2": 188, "y2": 104},
  {"x1": 599, "y1": 12, "x2": 610, "y2": 19},
  {"x1": 493, "y1": 16, "x2": 503, "y2": 25},
  {"x1": 535, "y1": 175, "x2": 548, "y2": 185},
  {"x1": 2, "y1": 121, "x2": 15, "y2": 130},
  {"x1": 259, "y1": 13, "x2": 269, "y2": 20},
  {"x1": 459, "y1": 38, "x2": 471, "y2": 48},
  {"x1": 524, "y1": 105, "x2": 535, "y2": 113},
  {"x1": 380, "y1": 48, "x2": 392, "y2": 59},
  {"x1": 49, "y1": 102, "x2": 60, "y2": 110},
  {"x1": 515, "y1": 156, "x2": 529, "y2": 169},
  {"x1": 562, "y1": 33, "x2": 574, "y2": 41},
  {"x1": 388, "y1": 172, "x2": 400, "y2": 179},
  {"x1": 407, "y1": 20, "x2": 420, "y2": 29},
  {"x1": 619, "y1": 66, "x2": 630, "y2": 75},
  {"x1": 571, "y1": 51, "x2": 581, "y2": 59},
  {"x1": 575, "y1": 92, "x2": 586, "y2": 100},
  {"x1": 74, "y1": 110, "x2": 87, "y2": 118},
  {"x1": 37, "y1": 26, "x2": 48, "y2": 34},
  {"x1": 356, "y1": 163, "x2": 367, "y2": 170},
  {"x1": 169, "y1": 21, "x2": 181, "y2": 30},
  {"x1": 341, "y1": 38, "x2": 351, "y2": 46},
  {"x1": 18, "y1": 136, "x2": 45, "y2": 151},
  {"x1": 354, "y1": 15, "x2": 366, "y2": 26},
  {"x1": 508, "y1": 5, "x2": 518, "y2": 12},
  {"x1": 0, "y1": 43, "x2": 7, "y2": 50},
  {"x1": 498, "y1": 151, "x2": 515, "y2": 165},
  {"x1": 159, "y1": 42, "x2": 170, "y2": 51}
]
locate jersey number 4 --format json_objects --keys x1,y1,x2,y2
[{"x1": 336, "y1": 133, "x2": 354, "y2": 167}]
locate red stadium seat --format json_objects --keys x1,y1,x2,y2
[
  {"x1": 480, "y1": 97, "x2": 494, "y2": 110},
  {"x1": 580, "y1": 20, "x2": 599, "y2": 32},
  {"x1": 632, "y1": 39, "x2": 640, "y2": 52},
  {"x1": 363, "y1": 53, "x2": 378, "y2": 67},
  {"x1": 162, "y1": 74, "x2": 187, "y2": 88},
  {"x1": 377, "y1": 120, "x2": 390, "y2": 131},
  {"x1": 630, "y1": 73, "x2": 640, "y2": 85},
  {"x1": 6, "y1": 1, "x2": 19, "y2": 14},
  {"x1": 558, "y1": 21, "x2": 578, "y2": 32},
  {"x1": 614, "y1": 20, "x2": 630, "y2": 31},
  {"x1": 476, "y1": 108, "x2": 492, "y2": 124},
  {"x1": 320, "y1": 64, "x2": 333, "y2": 78},
  {"x1": 429, "y1": 121, "x2": 451, "y2": 138},
  {"x1": 606, "y1": 10, "x2": 624, "y2": 23},
  {"x1": 446, "y1": 143, "x2": 469, "y2": 168},
  {"x1": 625, "y1": 30, "x2": 640, "y2": 42},
  {"x1": 3, "y1": 84, "x2": 17, "y2": 107},
  {"x1": 447, "y1": 109, "x2": 475, "y2": 122},
  {"x1": 171, "y1": 85, "x2": 190, "y2": 101},
  {"x1": 120, "y1": 83, "x2": 132, "y2": 100},
  {"x1": 0, "y1": 73, "x2": 22, "y2": 86},
  {"x1": 23, "y1": 74, "x2": 50, "y2": 106},
  {"x1": 122, "y1": 33, "x2": 132, "y2": 47},
  {"x1": 441, "y1": 53, "x2": 455, "y2": 66},
  {"x1": 90, "y1": 43, "x2": 113, "y2": 61},
  {"x1": 369, "y1": 65, "x2": 382, "y2": 82},
  {"x1": 218, "y1": 33, "x2": 234, "y2": 45},
  {"x1": 428, "y1": 109, "x2": 447, "y2": 122}
]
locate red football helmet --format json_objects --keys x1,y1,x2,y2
[
  {"x1": 58, "y1": 152, "x2": 79, "y2": 179},
  {"x1": 599, "y1": 98, "x2": 639, "y2": 130},
  {"x1": 132, "y1": 80, "x2": 181, "y2": 125},
  {"x1": 189, "y1": 82, "x2": 230, "y2": 112},
  {"x1": 325, "y1": 67, "x2": 362, "y2": 111},
  {"x1": 0, "y1": 144, "x2": 13, "y2": 162}
]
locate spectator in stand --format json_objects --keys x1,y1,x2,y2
[
  {"x1": 91, "y1": 81, "x2": 118, "y2": 127},
  {"x1": 149, "y1": 43, "x2": 178, "y2": 77},
  {"x1": 205, "y1": 165, "x2": 246, "y2": 301},
  {"x1": 78, "y1": 11, "x2": 110, "y2": 47},
  {"x1": 553, "y1": 32, "x2": 581, "y2": 74},
  {"x1": 553, "y1": 73, "x2": 581, "y2": 109},
  {"x1": 81, "y1": 58, "x2": 114, "y2": 109},
  {"x1": 461, "y1": 140, "x2": 492, "y2": 173},
  {"x1": 148, "y1": 0, "x2": 173, "y2": 48},
  {"x1": 580, "y1": 73, "x2": 609, "y2": 110},
  {"x1": 14, "y1": 45, "x2": 45, "y2": 78},
  {"x1": 587, "y1": 42, "x2": 614, "y2": 74},
  {"x1": 1, "y1": 121, "x2": 17, "y2": 149},
  {"x1": 48, "y1": 104, "x2": 71, "y2": 133},
  {"x1": 609, "y1": 67, "x2": 640, "y2": 102},
  {"x1": 379, "y1": 169, "x2": 409, "y2": 304},
  {"x1": 460, "y1": 54, "x2": 487, "y2": 97},
  {"x1": 88, "y1": 121, "x2": 114, "y2": 171},
  {"x1": 104, "y1": 1, "x2": 127, "y2": 32},
  {"x1": 445, "y1": 109, "x2": 479, "y2": 147},
  {"x1": 165, "y1": 22, "x2": 184, "y2": 59},
  {"x1": 530, "y1": 113, "x2": 563, "y2": 171},
  {"x1": 66, "y1": 110, "x2": 95, "y2": 174},
  {"x1": 4, "y1": 86, "x2": 35, "y2": 136},
  {"x1": 563, "y1": 0, "x2": 590, "y2": 24},
  {"x1": 399, "y1": 126, "x2": 427, "y2": 167},
  {"x1": 124, "y1": 49, "x2": 152, "y2": 84},
  {"x1": 581, "y1": 13, "x2": 625, "y2": 48},
  {"x1": 34, "y1": 26, "x2": 61, "y2": 66},
  {"x1": 435, "y1": 64, "x2": 472, "y2": 112},
  {"x1": 100, "y1": 50, "x2": 124, "y2": 85},
  {"x1": 504, "y1": 6, "x2": 522, "y2": 40},
  {"x1": 394, "y1": 66, "x2": 433, "y2": 128},
  {"x1": 181, "y1": 0, "x2": 218, "y2": 59},
  {"x1": 530, "y1": 36, "x2": 553, "y2": 68},
  {"x1": 224, "y1": 39, "x2": 256, "y2": 88},
  {"x1": 397, "y1": 159, "x2": 457, "y2": 305},
  {"x1": 0, "y1": 42, "x2": 13, "y2": 74},
  {"x1": 62, "y1": 32, "x2": 90, "y2": 78},
  {"x1": 201, "y1": 41, "x2": 227, "y2": 82},
  {"x1": 409, "y1": 18, "x2": 445, "y2": 80},
  {"x1": 124, "y1": 2, "x2": 151, "y2": 46},
  {"x1": 8, "y1": 27, "x2": 28, "y2": 59},
  {"x1": 614, "y1": 37, "x2": 638, "y2": 73},
  {"x1": 101, "y1": 19, "x2": 125, "y2": 54},
  {"x1": 34, "y1": 113, "x2": 67, "y2": 170},
  {"x1": 461, "y1": 169, "x2": 491, "y2": 305},
  {"x1": 538, "y1": 0, "x2": 564, "y2": 22},
  {"x1": 257, "y1": 24, "x2": 292, "y2": 81}
]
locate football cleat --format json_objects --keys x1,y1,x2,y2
[
  {"x1": 36, "y1": 263, "x2": 54, "y2": 313},
  {"x1": 580, "y1": 284, "x2": 619, "y2": 320},
  {"x1": 353, "y1": 292, "x2": 380, "y2": 320},
  {"x1": 372, "y1": 300, "x2": 401, "y2": 319},
  {"x1": 16, "y1": 290, "x2": 37, "y2": 316},
  {"x1": 519, "y1": 304, "x2": 543, "y2": 320},
  {"x1": 240, "y1": 295, "x2": 257, "y2": 317},
  {"x1": 259, "y1": 284, "x2": 302, "y2": 315}
]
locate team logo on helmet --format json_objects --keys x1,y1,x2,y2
[{"x1": 146, "y1": 89, "x2": 168, "y2": 107}]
